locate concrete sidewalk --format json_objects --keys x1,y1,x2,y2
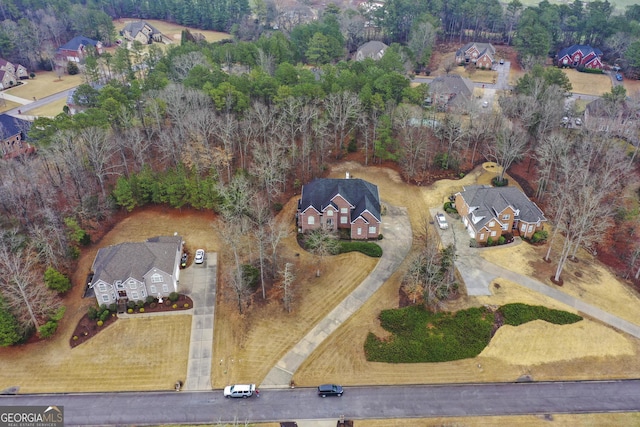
[
  {"x1": 261, "y1": 204, "x2": 413, "y2": 388},
  {"x1": 183, "y1": 253, "x2": 218, "y2": 391}
]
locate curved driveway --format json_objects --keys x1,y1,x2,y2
[{"x1": 262, "y1": 204, "x2": 413, "y2": 387}]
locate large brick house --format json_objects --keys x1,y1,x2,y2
[
  {"x1": 297, "y1": 176, "x2": 381, "y2": 240},
  {"x1": 56, "y1": 36, "x2": 103, "y2": 63},
  {"x1": 455, "y1": 185, "x2": 546, "y2": 243},
  {"x1": 556, "y1": 45, "x2": 603, "y2": 69},
  {"x1": 456, "y1": 42, "x2": 495, "y2": 68},
  {"x1": 0, "y1": 114, "x2": 33, "y2": 159},
  {"x1": 90, "y1": 236, "x2": 183, "y2": 306},
  {"x1": 121, "y1": 21, "x2": 172, "y2": 44}
]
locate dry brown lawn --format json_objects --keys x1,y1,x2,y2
[
  {"x1": 0, "y1": 98, "x2": 21, "y2": 113},
  {"x1": 114, "y1": 18, "x2": 232, "y2": 43},
  {"x1": 211, "y1": 196, "x2": 378, "y2": 387},
  {"x1": 562, "y1": 68, "x2": 611, "y2": 96},
  {"x1": 27, "y1": 97, "x2": 67, "y2": 117},
  {"x1": 0, "y1": 207, "x2": 215, "y2": 393},
  {"x1": 358, "y1": 413, "x2": 640, "y2": 426},
  {"x1": 293, "y1": 161, "x2": 640, "y2": 387},
  {"x1": 1, "y1": 160, "x2": 638, "y2": 395},
  {"x1": 5, "y1": 72, "x2": 83, "y2": 100}
]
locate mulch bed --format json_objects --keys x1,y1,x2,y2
[{"x1": 70, "y1": 295, "x2": 193, "y2": 348}]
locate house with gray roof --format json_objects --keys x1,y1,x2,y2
[
  {"x1": 0, "y1": 114, "x2": 33, "y2": 159},
  {"x1": 56, "y1": 36, "x2": 103, "y2": 63},
  {"x1": 428, "y1": 75, "x2": 474, "y2": 110},
  {"x1": 454, "y1": 185, "x2": 546, "y2": 243},
  {"x1": 297, "y1": 176, "x2": 381, "y2": 240},
  {"x1": 90, "y1": 236, "x2": 183, "y2": 306},
  {"x1": 355, "y1": 41, "x2": 389, "y2": 61},
  {"x1": 456, "y1": 42, "x2": 496, "y2": 68},
  {"x1": 121, "y1": 21, "x2": 172, "y2": 44}
]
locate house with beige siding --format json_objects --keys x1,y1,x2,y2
[
  {"x1": 90, "y1": 236, "x2": 183, "y2": 307},
  {"x1": 297, "y1": 176, "x2": 381, "y2": 240},
  {"x1": 455, "y1": 185, "x2": 546, "y2": 243}
]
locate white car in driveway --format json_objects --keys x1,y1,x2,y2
[
  {"x1": 194, "y1": 249, "x2": 205, "y2": 264},
  {"x1": 436, "y1": 213, "x2": 449, "y2": 230}
]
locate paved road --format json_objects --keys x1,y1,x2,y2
[
  {"x1": 262, "y1": 204, "x2": 413, "y2": 387},
  {"x1": 2, "y1": 380, "x2": 639, "y2": 426}
]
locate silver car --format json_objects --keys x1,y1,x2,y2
[
  {"x1": 194, "y1": 249, "x2": 205, "y2": 264},
  {"x1": 436, "y1": 213, "x2": 449, "y2": 230}
]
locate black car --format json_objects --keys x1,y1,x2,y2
[
  {"x1": 180, "y1": 252, "x2": 188, "y2": 268},
  {"x1": 317, "y1": 384, "x2": 343, "y2": 397}
]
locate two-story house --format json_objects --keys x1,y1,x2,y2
[
  {"x1": 56, "y1": 36, "x2": 103, "y2": 63},
  {"x1": 556, "y1": 45, "x2": 603, "y2": 69},
  {"x1": 90, "y1": 236, "x2": 183, "y2": 306},
  {"x1": 428, "y1": 75, "x2": 474, "y2": 110},
  {"x1": 0, "y1": 114, "x2": 33, "y2": 159},
  {"x1": 455, "y1": 185, "x2": 546, "y2": 243},
  {"x1": 121, "y1": 21, "x2": 172, "y2": 44},
  {"x1": 297, "y1": 176, "x2": 381, "y2": 240},
  {"x1": 456, "y1": 42, "x2": 496, "y2": 68},
  {"x1": 0, "y1": 58, "x2": 29, "y2": 89}
]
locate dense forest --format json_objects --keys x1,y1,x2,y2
[{"x1": 0, "y1": 0, "x2": 639, "y2": 345}]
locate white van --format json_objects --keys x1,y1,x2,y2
[{"x1": 224, "y1": 384, "x2": 255, "y2": 398}]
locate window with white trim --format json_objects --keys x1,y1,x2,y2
[
  {"x1": 501, "y1": 223, "x2": 508, "y2": 230},
  {"x1": 340, "y1": 216, "x2": 347, "y2": 224},
  {"x1": 98, "y1": 284, "x2": 107, "y2": 292},
  {"x1": 116, "y1": 280, "x2": 124, "y2": 289},
  {"x1": 141, "y1": 288, "x2": 147, "y2": 298},
  {"x1": 101, "y1": 294, "x2": 110, "y2": 302},
  {"x1": 308, "y1": 216, "x2": 315, "y2": 225},
  {"x1": 151, "y1": 274, "x2": 163, "y2": 283},
  {"x1": 340, "y1": 207, "x2": 348, "y2": 213},
  {"x1": 489, "y1": 221, "x2": 495, "y2": 227},
  {"x1": 129, "y1": 281, "x2": 137, "y2": 289},
  {"x1": 162, "y1": 284, "x2": 169, "y2": 293},
  {"x1": 357, "y1": 227, "x2": 362, "y2": 235},
  {"x1": 480, "y1": 233, "x2": 485, "y2": 240},
  {"x1": 150, "y1": 285, "x2": 157, "y2": 294},
  {"x1": 326, "y1": 210, "x2": 333, "y2": 216},
  {"x1": 369, "y1": 226, "x2": 376, "y2": 234},
  {"x1": 521, "y1": 224, "x2": 526, "y2": 232},
  {"x1": 502, "y1": 214, "x2": 510, "y2": 220},
  {"x1": 528, "y1": 225, "x2": 534, "y2": 233},
  {"x1": 490, "y1": 231, "x2": 497, "y2": 237},
  {"x1": 131, "y1": 291, "x2": 139, "y2": 300}
]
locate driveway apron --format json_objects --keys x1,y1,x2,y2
[
  {"x1": 261, "y1": 204, "x2": 413, "y2": 388},
  {"x1": 183, "y1": 252, "x2": 217, "y2": 390}
]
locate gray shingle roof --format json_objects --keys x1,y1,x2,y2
[
  {"x1": 300, "y1": 178, "x2": 381, "y2": 222},
  {"x1": 356, "y1": 41, "x2": 389, "y2": 61},
  {"x1": 428, "y1": 75, "x2": 474, "y2": 105},
  {"x1": 0, "y1": 114, "x2": 30, "y2": 139},
  {"x1": 459, "y1": 185, "x2": 546, "y2": 230},
  {"x1": 58, "y1": 36, "x2": 100, "y2": 51},
  {"x1": 456, "y1": 42, "x2": 496, "y2": 58},
  {"x1": 91, "y1": 235, "x2": 182, "y2": 286},
  {"x1": 122, "y1": 21, "x2": 160, "y2": 37}
]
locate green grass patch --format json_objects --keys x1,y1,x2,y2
[
  {"x1": 338, "y1": 241, "x2": 383, "y2": 257},
  {"x1": 365, "y1": 303, "x2": 582, "y2": 363},
  {"x1": 365, "y1": 305, "x2": 493, "y2": 363},
  {"x1": 498, "y1": 303, "x2": 582, "y2": 326}
]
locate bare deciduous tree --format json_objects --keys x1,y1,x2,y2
[
  {"x1": 483, "y1": 122, "x2": 528, "y2": 184},
  {"x1": 279, "y1": 262, "x2": 295, "y2": 312}
]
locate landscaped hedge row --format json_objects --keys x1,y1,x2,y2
[
  {"x1": 498, "y1": 303, "x2": 582, "y2": 326},
  {"x1": 338, "y1": 241, "x2": 383, "y2": 257},
  {"x1": 364, "y1": 305, "x2": 493, "y2": 363},
  {"x1": 365, "y1": 303, "x2": 583, "y2": 363}
]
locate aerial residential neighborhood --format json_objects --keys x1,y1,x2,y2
[{"x1": 0, "y1": 0, "x2": 639, "y2": 425}]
